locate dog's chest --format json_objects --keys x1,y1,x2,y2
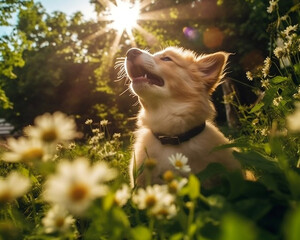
[{"x1": 134, "y1": 128, "x2": 212, "y2": 174}]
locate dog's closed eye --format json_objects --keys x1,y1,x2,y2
[{"x1": 160, "y1": 56, "x2": 173, "y2": 61}]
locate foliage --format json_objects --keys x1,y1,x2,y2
[
  {"x1": 1, "y1": 0, "x2": 293, "y2": 132},
  {"x1": 0, "y1": 0, "x2": 32, "y2": 109}
]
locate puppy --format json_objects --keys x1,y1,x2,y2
[{"x1": 124, "y1": 47, "x2": 241, "y2": 187}]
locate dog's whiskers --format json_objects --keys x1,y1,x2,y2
[
  {"x1": 119, "y1": 87, "x2": 131, "y2": 96},
  {"x1": 133, "y1": 100, "x2": 139, "y2": 106}
]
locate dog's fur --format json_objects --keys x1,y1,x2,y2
[{"x1": 124, "y1": 47, "x2": 240, "y2": 187}]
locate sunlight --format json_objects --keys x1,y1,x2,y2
[
  {"x1": 104, "y1": 0, "x2": 140, "y2": 34},
  {"x1": 94, "y1": 0, "x2": 213, "y2": 62}
]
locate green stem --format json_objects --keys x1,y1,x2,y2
[
  {"x1": 148, "y1": 216, "x2": 155, "y2": 240},
  {"x1": 187, "y1": 200, "x2": 195, "y2": 238},
  {"x1": 229, "y1": 77, "x2": 257, "y2": 90},
  {"x1": 273, "y1": 61, "x2": 285, "y2": 77},
  {"x1": 30, "y1": 194, "x2": 38, "y2": 226}
]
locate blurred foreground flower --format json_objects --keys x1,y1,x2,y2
[
  {"x1": 42, "y1": 205, "x2": 75, "y2": 234},
  {"x1": 132, "y1": 185, "x2": 176, "y2": 219},
  {"x1": 168, "y1": 178, "x2": 188, "y2": 194},
  {"x1": 43, "y1": 157, "x2": 117, "y2": 215},
  {"x1": 169, "y1": 153, "x2": 191, "y2": 173},
  {"x1": 151, "y1": 201, "x2": 177, "y2": 220},
  {"x1": 2, "y1": 137, "x2": 47, "y2": 163},
  {"x1": 114, "y1": 184, "x2": 131, "y2": 207},
  {"x1": 287, "y1": 103, "x2": 300, "y2": 132},
  {"x1": 0, "y1": 172, "x2": 31, "y2": 203},
  {"x1": 25, "y1": 112, "x2": 80, "y2": 144}
]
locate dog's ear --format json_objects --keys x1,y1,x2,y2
[{"x1": 197, "y1": 52, "x2": 229, "y2": 93}]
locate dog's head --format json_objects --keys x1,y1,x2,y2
[
  {"x1": 125, "y1": 47, "x2": 228, "y2": 106},
  {"x1": 125, "y1": 47, "x2": 228, "y2": 119}
]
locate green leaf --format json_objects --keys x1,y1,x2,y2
[
  {"x1": 130, "y1": 226, "x2": 152, "y2": 240},
  {"x1": 102, "y1": 192, "x2": 115, "y2": 211},
  {"x1": 170, "y1": 233, "x2": 185, "y2": 240},
  {"x1": 294, "y1": 63, "x2": 300, "y2": 76},
  {"x1": 233, "y1": 151, "x2": 279, "y2": 174},
  {"x1": 111, "y1": 207, "x2": 130, "y2": 228},
  {"x1": 197, "y1": 163, "x2": 227, "y2": 183},
  {"x1": 187, "y1": 175, "x2": 200, "y2": 200},
  {"x1": 233, "y1": 151, "x2": 288, "y2": 195},
  {"x1": 285, "y1": 206, "x2": 300, "y2": 240},
  {"x1": 221, "y1": 214, "x2": 256, "y2": 240},
  {"x1": 270, "y1": 76, "x2": 288, "y2": 84},
  {"x1": 180, "y1": 174, "x2": 201, "y2": 199},
  {"x1": 249, "y1": 102, "x2": 264, "y2": 113},
  {"x1": 286, "y1": 170, "x2": 300, "y2": 198}
]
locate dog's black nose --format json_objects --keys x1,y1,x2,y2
[{"x1": 126, "y1": 48, "x2": 142, "y2": 61}]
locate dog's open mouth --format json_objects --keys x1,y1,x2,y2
[{"x1": 129, "y1": 65, "x2": 164, "y2": 87}]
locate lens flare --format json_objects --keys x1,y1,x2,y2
[
  {"x1": 183, "y1": 27, "x2": 199, "y2": 41},
  {"x1": 203, "y1": 27, "x2": 224, "y2": 49},
  {"x1": 107, "y1": 0, "x2": 140, "y2": 33}
]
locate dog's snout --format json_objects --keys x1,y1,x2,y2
[{"x1": 126, "y1": 48, "x2": 142, "y2": 61}]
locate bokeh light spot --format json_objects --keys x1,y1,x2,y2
[
  {"x1": 183, "y1": 27, "x2": 199, "y2": 41},
  {"x1": 203, "y1": 27, "x2": 224, "y2": 49}
]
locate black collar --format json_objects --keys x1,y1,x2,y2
[{"x1": 152, "y1": 122, "x2": 206, "y2": 145}]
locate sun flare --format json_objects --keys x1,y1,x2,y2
[
  {"x1": 104, "y1": 0, "x2": 140, "y2": 33},
  {"x1": 94, "y1": 0, "x2": 200, "y2": 63}
]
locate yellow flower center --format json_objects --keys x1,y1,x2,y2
[
  {"x1": 145, "y1": 158, "x2": 157, "y2": 170},
  {"x1": 69, "y1": 183, "x2": 89, "y2": 202},
  {"x1": 22, "y1": 148, "x2": 44, "y2": 162},
  {"x1": 168, "y1": 181, "x2": 178, "y2": 194},
  {"x1": 175, "y1": 160, "x2": 183, "y2": 168},
  {"x1": 145, "y1": 195, "x2": 156, "y2": 208},
  {"x1": 0, "y1": 190, "x2": 12, "y2": 203},
  {"x1": 163, "y1": 170, "x2": 174, "y2": 182},
  {"x1": 42, "y1": 128, "x2": 58, "y2": 142},
  {"x1": 156, "y1": 208, "x2": 169, "y2": 217},
  {"x1": 55, "y1": 217, "x2": 65, "y2": 228}
]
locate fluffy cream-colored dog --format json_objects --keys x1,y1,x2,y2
[{"x1": 124, "y1": 47, "x2": 240, "y2": 187}]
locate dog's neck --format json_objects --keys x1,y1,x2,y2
[
  {"x1": 138, "y1": 100, "x2": 214, "y2": 136},
  {"x1": 152, "y1": 121, "x2": 206, "y2": 145}
]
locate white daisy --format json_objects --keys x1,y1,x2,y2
[
  {"x1": 25, "y1": 112, "x2": 79, "y2": 144},
  {"x1": 43, "y1": 157, "x2": 117, "y2": 215},
  {"x1": 42, "y1": 205, "x2": 75, "y2": 233},
  {"x1": 246, "y1": 71, "x2": 253, "y2": 81},
  {"x1": 100, "y1": 120, "x2": 108, "y2": 126},
  {"x1": 261, "y1": 79, "x2": 270, "y2": 89},
  {"x1": 114, "y1": 184, "x2": 131, "y2": 207},
  {"x1": 262, "y1": 57, "x2": 271, "y2": 78},
  {"x1": 132, "y1": 185, "x2": 174, "y2": 210},
  {"x1": 293, "y1": 87, "x2": 300, "y2": 100},
  {"x1": 150, "y1": 202, "x2": 177, "y2": 220},
  {"x1": 169, "y1": 153, "x2": 191, "y2": 173},
  {"x1": 287, "y1": 102, "x2": 300, "y2": 132},
  {"x1": 85, "y1": 119, "x2": 93, "y2": 125},
  {"x1": 168, "y1": 178, "x2": 188, "y2": 194},
  {"x1": 273, "y1": 47, "x2": 285, "y2": 59},
  {"x1": 267, "y1": 0, "x2": 278, "y2": 13},
  {"x1": 113, "y1": 133, "x2": 121, "y2": 139},
  {"x1": 2, "y1": 137, "x2": 48, "y2": 163},
  {"x1": 282, "y1": 24, "x2": 298, "y2": 37},
  {"x1": 273, "y1": 96, "x2": 283, "y2": 106},
  {"x1": 0, "y1": 172, "x2": 31, "y2": 203}
]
